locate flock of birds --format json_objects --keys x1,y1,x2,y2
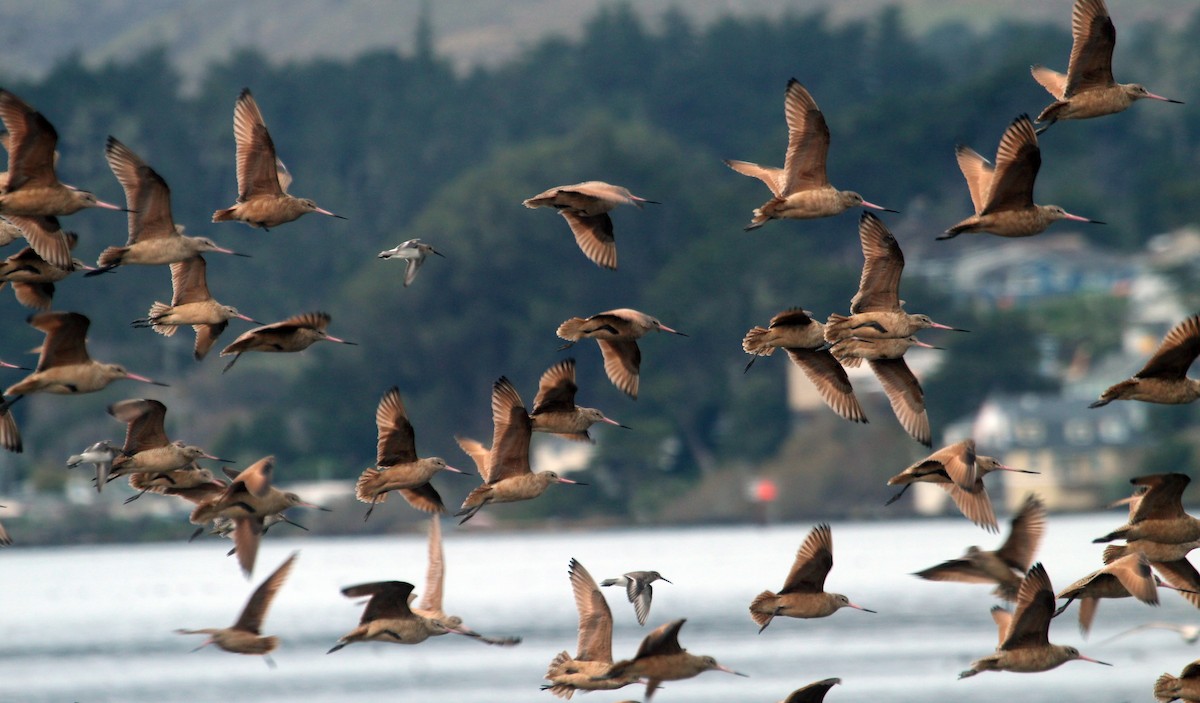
[{"x1": 1, "y1": 0, "x2": 1200, "y2": 700}]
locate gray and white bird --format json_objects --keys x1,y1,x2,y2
[
  {"x1": 66, "y1": 440, "x2": 124, "y2": 491},
  {"x1": 377, "y1": 238, "x2": 444, "y2": 287},
  {"x1": 601, "y1": 570, "x2": 671, "y2": 626}
]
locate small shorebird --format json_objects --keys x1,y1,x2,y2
[
  {"x1": 1091, "y1": 314, "x2": 1200, "y2": 408},
  {"x1": 131, "y1": 255, "x2": 259, "y2": 360},
  {"x1": 523, "y1": 181, "x2": 658, "y2": 270},
  {"x1": 885, "y1": 440, "x2": 1036, "y2": 532},
  {"x1": 742, "y1": 308, "x2": 867, "y2": 424},
  {"x1": 601, "y1": 570, "x2": 671, "y2": 626},
  {"x1": 5, "y1": 311, "x2": 166, "y2": 397},
  {"x1": 377, "y1": 238, "x2": 444, "y2": 286},
  {"x1": 176, "y1": 551, "x2": 297, "y2": 666},
  {"x1": 1032, "y1": 0, "x2": 1182, "y2": 133},
  {"x1": 327, "y1": 580, "x2": 466, "y2": 652},
  {"x1": 544, "y1": 558, "x2": 642, "y2": 699},
  {"x1": 411, "y1": 516, "x2": 521, "y2": 646},
  {"x1": 941, "y1": 115, "x2": 1102, "y2": 239},
  {"x1": 213, "y1": 88, "x2": 344, "y2": 229},
  {"x1": 0, "y1": 225, "x2": 93, "y2": 309},
  {"x1": 750, "y1": 523, "x2": 874, "y2": 632},
  {"x1": 599, "y1": 618, "x2": 746, "y2": 702},
  {"x1": 830, "y1": 335, "x2": 940, "y2": 447},
  {"x1": 779, "y1": 678, "x2": 842, "y2": 703},
  {"x1": 105, "y1": 399, "x2": 227, "y2": 483},
  {"x1": 726, "y1": 78, "x2": 894, "y2": 230},
  {"x1": 0, "y1": 89, "x2": 124, "y2": 219},
  {"x1": 0, "y1": 213, "x2": 76, "y2": 274},
  {"x1": 455, "y1": 377, "x2": 585, "y2": 524},
  {"x1": 1054, "y1": 552, "x2": 1162, "y2": 635},
  {"x1": 220, "y1": 311, "x2": 355, "y2": 372},
  {"x1": 1156, "y1": 660, "x2": 1200, "y2": 703},
  {"x1": 355, "y1": 386, "x2": 464, "y2": 519},
  {"x1": 556, "y1": 308, "x2": 686, "y2": 399},
  {"x1": 95, "y1": 136, "x2": 245, "y2": 274},
  {"x1": 190, "y1": 456, "x2": 328, "y2": 576},
  {"x1": 529, "y1": 358, "x2": 627, "y2": 442},
  {"x1": 914, "y1": 494, "x2": 1046, "y2": 600},
  {"x1": 1093, "y1": 473, "x2": 1200, "y2": 559},
  {"x1": 825, "y1": 213, "x2": 964, "y2": 343},
  {"x1": 65, "y1": 439, "x2": 124, "y2": 491},
  {"x1": 959, "y1": 563, "x2": 1110, "y2": 678}
]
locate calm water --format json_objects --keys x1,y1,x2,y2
[{"x1": 0, "y1": 513, "x2": 1195, "y2": 703}]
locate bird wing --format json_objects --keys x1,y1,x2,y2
[
  {"x1": 724, "y1": 160, "x2": 785, "y2": 198},
  {"x1": 996, "y1": 494, "x2": 1047, "y2": 572},
  {"x1": 231, "y1": 515, "x2": 263, "y2": 578},
  {"x1": 1130, "y1": 473, "x2": 1190, "y2": 522},
  {"x1": 402, "y1": 256, "x2": 423, "y2": 287},
  {"x1": 954, "y1": 146, "x2": 995, "y2": 215},
  {"x1": 531, "y1": 358, "x2": 578, "y2": 415},
  {"x1": 780, "y1": 78, "x2": 830, "y2": 193},
  {"x1": 782, "y1": 678, "x2": 843, "y2": 703},
  {"x1": 232, "y1": 88, "x2": 284, "y2": 201},
  {"x1": 1030, "y1": 66, "x2": 1068, "y2": 101},
  {"x1": 1152, "y1": 558, "x2": 1200, "y2": 609},
  {"x1": 417, "y1": 517, "x2": 444, "y2": 612},
  {"x1": 234, "y1": 551, "x2": 297, "y2": 633},
  {"x1": 784, "y1": 349, "x2": 866, "y2": 423},
  {"x1": 780, "y1": 523, "x2": 834, "y2": 594},
  {"x1": 31, "y1": 311, "x2": 91, "y2": 370},
  {"x1": 914, "y1": 558, "x2": 996, "y2": 585},
  {"x1": 569, "y1": 559, "x2": 614, "y2": 662},
  {"x1": 560, "y1": 211, "x2": 617, "y2": 271},
  {"x1": 1000, "y1": 563, "x2": 1054, "y2": 650},
  {"x1": 376, "y1": 386, "x2": 418, "y2": 465},
  {"x1": 398, "y1": 483, "x2": 448, "y2": 514},
  {"x1": 342, "y1": 581, "x2": 416, "y2": 623},
  {"x1": 1064, "y1": 0, "x2": 1117, "y2": 95},
  {"x1": 170, "y1": 255, "x2": 212, "y2": 306},
  {"x1": 192, "y1": 322, "x2": 228, "y2": 361},
  {"x1": 0, "y1": 90, "x2": 58, "y2": 190},
  {"x1": 454, "y1": 436, "x2": 490, "y2": 481},
  {"x1": 1134, "y1": 315, "x2": 1200, "y2": 380},
  {"x1": 634, "y1": 618, "x2": 685, "y2": 659},
  {"x1": 5, "y1": 215, "x2": 72, "y2": 270},
  {"x1": 104, "y1": 136, "x2": 175, "y2": 244},
  {"x1": 981, "y1": 115, "x2": 1040, "y2": 214},
  {"x1": 597, "y1": 339, "x2": 641, "y2": 399},
  {"x1": 850, "y1": 212, "x2": 904, "y2": 314},
  {"x1": 1105, "y1": 553, "x2": 1158, "y2": 605},
  {"x1": 942, "y1": 479, "x2": 999, "y2": 533},
  {"x1": 108, "y1": 398, "x2": 170, "y2": 452},
  {"x1": 487, "y1": 377, "x2": 532, "y2": 483},
  {"x1": 626, "y1": 576, "x2": 654, "y2": 627},
  {"x1": 868, "y1": 358, "x2": 931, "y2": 447},
  {"x1": 769, "y1": 308, "x2": 815, "y2": 329}
]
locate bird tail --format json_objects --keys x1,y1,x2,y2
[
  {"x1": 355, "y1": 469, "x2": 385, "y2": 504},
  {"x1": 749, "y1": 590, "x2": 778, "y2": 629},
  {"x1": 741, "y1": 326, "x2": 776, "y2": 356},
  {"x1": 556, "y1": 318, "x2": 588, "y2": 341},
  {"x1": 745, "y1": 197, "x2": 783, "y2": 231},
  {"x1": 1101, "y1": 544, "x2": 1128, "y2": 564},
  {"x1": 544, "y1": 650, "x2": 571, "y2": 678},
  {"x1": 600, "y1": 578, "x2": 619, "y2": 587},
  {"x1": 147, "y1": 302, "x2": 176, "y2": 336},
  {"x1": 1093, "y1": 527, "x2": 1128, "y2": 544},
  {"x1": 1155, "y1": 673, "x2": 1181, "y2": 703},
  {"x1": 97, "y1": 246, "x2": 128, "y2": 269},
  {"x1": 823, "y1": 313, "x2": 855, "y2": 343},
  {"x1": 212, "y1": 207, "x2": 236, "y2": 223}
]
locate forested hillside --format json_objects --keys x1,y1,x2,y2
[{"x1": 2, "y1": 4, "x2": 1198, "y2": 524}]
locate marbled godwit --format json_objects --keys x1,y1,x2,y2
[
  {"x1": 377, "y1": 238, "x2": 444, "y2": 286},
  {"x1": 0, "y1": 213, "x2": 73, "y2": 272},
  {"x1": 4, "y1": 311, "x2": 166, "y2": 397},
  {"x1": 176, "y1": 551, "x2": 297, "y2": 666},
  {"x1": 830, "y1": 335, "x2": 940, "y2": 447},
  {"x1": 0, "y1": 89, "x2": 124, "y2": 218},
  {"x1": 190, "y1": 456, "x2": 328, "y2": 576},
  {"x1": 599, "y1": 618, "x2": 746, "y2": 702},
  {"x1": 212, "y1": 88, "x2": 344, "y2": 229},
  {"x1": 105, "y1": 399, "x2": 227, "y2": 484},
  {"x1": 1091, "y1": 314, "x2": 1200, "y2": 408},
  {"x1": 742, "y1": 308, "x2": 867, "y2": 423},
  {"x1": 523, "y1": 181, "x2": 658, "y2": 270},
  {"x1": 750, "y1": 523, "x2": 874, "y2": 632},
  {"x1": 556, "y1": 308, "x2": 686, "y2": 399},
  {"x1": 914, "y1": 494, "x2": 1046, "y2": 601},
  {"x1": 128, "y1": 464, "x2": 226, "y2": 506},
  {"x1": 1053, "y1": 552, "x2": 1161, "y2": 635},
  {"x1": 885, "y1": 440, "x2": 1036, "y2": 531},
  {"x1": 0, "y1": 226, "x2": 92, "y2": 309},
  {"x1": 410, "y1": 516, "x2": 521, "y2": 645},
  {"x1": 130, "y1": 255, "x2": 258, "y2": 360},
  {"x1": 219, "y1": 311, "x2": 354, "y2": 372},
  {"x1": 726, "y1": 79, "x2": 894, "y2": 230},
  {"x1": 544, "y1": 559, "x2": 642, "y2": 699},
  {"x1": 0, "y1": 394, "x2": 21, "y2": 453},
  {"x1": 327, "y1": 580, "x2": 466, "y2": 652},
  {"x1": 94, "y1": 136, "x2": 245, "y2": 274},
  {"x1": 601, "y1": 570, "x2": 671, "y2": 626},
  {"x1": 942, "y1": 115, "x2": 1102, "y2": 240},
  {"x1": 530, "y1": 358, "x2": 627, "y2": 442},
  {"x1": 66, "y1": 439, "x2": 124, "y2": 491},
  {"x1": 355, "y1": 386, "x2": 464, "y2": 519},
  {"x1": 779, "y1": 678, "x2": 842, "y2": 703},
  {"x1": 1094, "y1": 474, "x2": 1200, "y2": 557},
  {"x1": 825, "y1": 213, "x2": 964, "y2": 343},
  {"x1": 1156, "y1": 660, "x2": 1200, "y2": 703},
  {"x1": 959, "y1": 563, "x2": 1110, "y2": 678},
  {"x1": 1033, "y1": 0, "x2": 1182, "y2": 133},
  {"x1": 455, "y1": 377, "x2": 585, "y2": 524}
]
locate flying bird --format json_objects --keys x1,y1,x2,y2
[
  {"x1": 1090, "y1": 314, "x2": 1200, "y2": 408},
  {"x1": 601, "y1": 570, "x2": 671, "y2": 626},
  {"x1": 377, "y1": 238, "x2": 444, "y2": 286},
  {"x1": 556, "y1": 308, "x2": 686, "y2": 399},
  {"x1": 523, "y1": 181, "x2": 658, "y2": 270},
  {"x1": 220, "y1": 311, "x2": 354, "y2": 372}
]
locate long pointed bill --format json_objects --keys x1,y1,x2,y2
[
  {"x1": 0, "y1": 361, "x2": 29, "y2": 370},
  {"x1": 235, "y1": 313, "x2": 262, "y2": 324},
  {"x1": 600, "y1": 416, "x2": 628, "y2": 428},
  {"x1": 556, "y1": 477, "x2": 587, "y2": 485},
  {"x1": 861, "y1": 200, "x2": 899, "y2": 213},
  {"x1": 314, "y1": 207, "x2": 347, "y2": 220},
  {"x1": 849, "y1": 602, "x2": 876, "y2": 613},
  {"x1": 213, "y1": 246, "x2": 251, "y2": 258},
  {"x1": 202, "y1": 453, "x2": 235, "y2": 463},
  {"x1": 1062, "y1": 212, "x2": 1104, "y2": 224},
  {"x1": 1145, "y1": 92, "x2": 1183, "y2": 104},
  {"x1": 993, "y1": 464, "x2": 1039, "y2": 475},
  {"x1": 1078, "y1": 654, "x2": 1112, "y2": 666},
  {"x1": 657, "y1": 324, "x2": 688, "y2": 337},
  {"x1": 912, "y1": 339, "x2": 943, "y2": 350},
  {"x1": 930, "y1": 322, "x2": 970, "y2": 332},
  {"x1": 92, "y1": 199, "x2": 126, "y2": 211},
  {"x1": 713, "y1": 664, "x2": 749, "y2": 677},
  {"x1": 431, "y1": 248, "x2": 446, "y2": 258},
  {"x1": 125, "y1": 372, "x2": 169, "y2": 386},
  {"x1": 325, "y1": 335, "x2": 356, "y2": 345},
  {"x1": 442, "y1": 465, "x2": 466, "y2": 474}
]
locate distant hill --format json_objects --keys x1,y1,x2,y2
[{"x1": 1, "y1": 0, "x2": 1193, "y2": 85}]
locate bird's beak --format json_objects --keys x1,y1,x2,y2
[
  {"x1": 325, "y1": 334, "x2": 356, "y2": 345},
  {"x1": 557, "y1": 477, "x2": 587, "y2": 485},
  {"x1": 0, "y1": 361, "x2": 29, "y2": 370},
  {"x1": 443, "y1": 464, "x2": 466, "y2": 474},
  {"x1": 215, "y1": 246, "x2": 251, "y2": 258},
  {"x1": 1078, "y1": 654, "x2": 1112, "y2": 666},
  {"x1": 861, "y1": 200, "x2": 899, "y2": 213},
  {"x1": 431, "y1": 248, "x2": 446, "y2": 258},
  {"x1": 126, "y1": 372, "x2": 169, "y2": 386},
  {"x1": 300, "y1": 501, "x2": 332, "y2": 511},
  {"x1": 658, "y1": 324, "x2": 688, "y2": 337},
  {"x1": 1145, "y1": 92, "x2": 1183, "y2": 104},
  {"x1": 912, "y1": 339, "x2": 944, "y2": 350},
  {"x1": 930, "y1": 322, "x2": 969, "y2": 332},
  {"x1": 236, "y1": 313, "x2": 262, "y2": 324},
  {"x1": 92, "y1": 199, "x2": 126, "y2": 211},
  {"x1": 993, "y1": 463, "x2": 1039, "y2": 475},
  {"x1": 849, "y1": 602, "x2": 876, "y2": 613},
  {"x1": 315, "y1": 207, "x2": 346, "y2": 220},
  {"x1": 205, "y1": 454, "x2": 236, "y2": 463},
  {"x1": 714, "y1": 664, "x2": 749, "y2": 677},
  {"x1": 660, "y1": 577, "x2": 672, "y2": 584},
  {"x1": 600, "y1": 416, "x2": 629, "y2": 429}
]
